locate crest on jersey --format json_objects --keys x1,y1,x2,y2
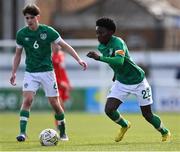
[{"x1": 40, "y1": 33, "x2": 47, "y2": 40}]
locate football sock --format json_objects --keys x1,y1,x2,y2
[
  {"x1": 19, "y1": 110, "x2": 29, "y2": 134},
  {"x1": 55, "y1": 113, "x2": 66, "y2": 136},
  {"x1": 107, "y1": 110, "x2": 128, "y2": 127},
  {"x1": 149, "y1": 114, "x2": 169, "y2": 135}
]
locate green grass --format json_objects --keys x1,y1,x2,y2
[{"x1": 0, "y1": 112, "x2": 179, "y2": 151}]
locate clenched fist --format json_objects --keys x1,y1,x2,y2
[{"x1": 87, "y1": 51, "x2": 100, "y2": 60}]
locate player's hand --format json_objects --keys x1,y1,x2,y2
[
  {"x1": 87, "y1": 51, "x2": 100, "y2": 60},
  {"x1": 10, "y1": 73, "x2": 16, "y2": 86},
  {"x1": 78, "y1": 60, "x2": 88, "y2": 70}
]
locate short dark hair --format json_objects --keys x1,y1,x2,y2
[
  {"x1": 22, "y1": 4, "x2": 40, "y2": 16},
  {"x1": 96, "y1": 17, "x2": 116, "y2": 33}
]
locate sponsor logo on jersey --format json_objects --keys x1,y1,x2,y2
[
  {"x1": 115, "y1": 50, "x2": 125, "y2": 56},
  {"x1": 25, "y1": 37, "x2": 29, "y2": 41},
  {"x1": 40, "y1": 33, "x2": 47, "y2": 40}
]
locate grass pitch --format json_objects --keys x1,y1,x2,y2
[{"x1": 0, "y1": 112, "x2": 179, "y2": 151}]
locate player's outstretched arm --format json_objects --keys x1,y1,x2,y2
[
  {"x1": 10, "y1": 48, "x2": 23, "y2": 86},
  {"x1": 58, "y1": 40, "x2": 87, "y2": 70},
  {"x1": 87, "y1": 51, "x2": 124, "y2": 65}
]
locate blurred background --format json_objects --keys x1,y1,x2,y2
[{"x1": 1, "y1": 0, "x2": 180, "y2": 113}]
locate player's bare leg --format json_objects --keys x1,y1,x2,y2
[
  {"x1": 141, "y1": 105, "x2": 171, "y2": 142},
  {"x1": 105, "y1": 98, "x2": 130, "y2": 142},
  {"x1": 16, "y1": 91, "x2": 34, "y2": 142},
  {"x1": 49, "y1": 97, "x2": 69, "y2": 141},
  {"x1": 54, "y1": 97, "x2": 65, "y2": 129}
]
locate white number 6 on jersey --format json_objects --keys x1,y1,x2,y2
[{"x1": 33, "y1": 41, "x2": 39, "y2": 49}]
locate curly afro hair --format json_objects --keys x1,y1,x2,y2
[{"x1": 96, "y1": 17, "x2": 116, "y2": 33}]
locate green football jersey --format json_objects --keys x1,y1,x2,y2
[
  {"x1": 16, "y1": 24, "x2": 60, "y2": 72},
  {"x1": 98, "y1": 36, "x2": 145, "y2": 84}
]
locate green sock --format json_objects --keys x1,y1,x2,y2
[
  {"x1": 150, "y1": 114, "x2": 169, "y2": 135},
  {"x1": 19, "y1": 110, "x2": 29, "y2": 134},
  {"x1": 55, "y1": 113, "x2": 66, "y2": 136},
  {"x1": 107, "y1": 110, "x2": 128, "y2": 127}
]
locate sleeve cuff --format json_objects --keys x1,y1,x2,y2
[
  {"x1": 54, "y1": 37, "x2": 62, "y2": 44},
  {"x1": 16, "y1": 43, "x2": 23, "y2": 48},
  {"x1": 99, "y1": 56, "x2": 104, "y2": 61}
]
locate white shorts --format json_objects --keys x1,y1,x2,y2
[
  {"x1": 23, "y1": 71, "x2": 59, "y2": 97},
  {"x1": 107, "y1": 78, "x2": 153, "y2": 106}
]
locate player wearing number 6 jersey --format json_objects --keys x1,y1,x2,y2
[
  {"x1": 87, "y1": 17, "x2": 171, "y2": 142},
  {"x1": 9, "y1": 4, "x2": 87, "y2": 142}
]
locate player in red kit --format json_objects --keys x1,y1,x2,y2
[
  {"x1": 52, "y1": 44, "x2": 71, "y2": 110},
  {"x1": 52, "y1": 44, "x2": 71, "y2": 128}
]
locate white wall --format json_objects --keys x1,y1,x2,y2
[{"x1": 1, "y1": 40, "x2": 180, "y2": 112}]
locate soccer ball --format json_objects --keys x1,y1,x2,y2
[{"x1": 39, "y1": 128, "x2": 59, "y2": 146}]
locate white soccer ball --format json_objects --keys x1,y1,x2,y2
[{"x1": 39, "y1": 128, "x2": 59, "y2": 146}]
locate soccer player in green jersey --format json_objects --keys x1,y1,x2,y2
[
  {"x1": 9, "y1": 4, "x2": 87, "y2": 142},
  {"x1": 87, "y1": 17, "x2": 171, "y2": 142}
]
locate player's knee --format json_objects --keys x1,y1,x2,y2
[
  {"x1": 22, "y1": 98, "x2": 33, "y2": 109},
  {"x1": 104, "y1": 106, "x2": 113, "y2": 116},
  {"x1": 142, "y1": 112, "x2": 153, "y2": 122}
]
